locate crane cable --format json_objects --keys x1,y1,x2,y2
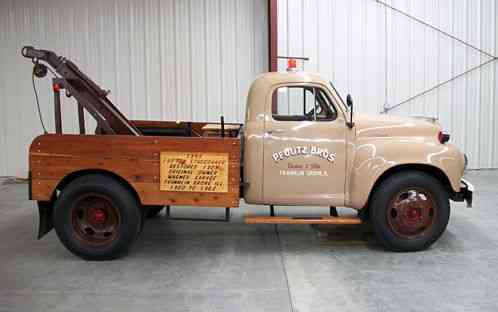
[
  {"x1": 32, "y1": 68, "x2": 48, "y2": 134},
  {"x1": 31, "y1": 61, "x2": 57, "y2": 134}
]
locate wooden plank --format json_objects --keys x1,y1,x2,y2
[
  {"x1": 30, "y1": 155, "x2": 240, "y2": 185},
  {"x1": 244, "y1": 216, "x2": 362, "y2": 225},
  {"x1": 32, "y1": 179, "x2": 239, "y2": 208},
  {"x1": 30, "y1": 134, "x2": 241, "y2": 208},
  {"x1": 134, "y1": 182, "x2": 239, "y2": 207},
  {"x1": 31, "y1": 180, "x2": 58, "y2": 200},
  {"x1": 30, "y1": 134, "x2": 240, "y2": 159}
]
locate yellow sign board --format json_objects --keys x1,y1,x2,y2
[{"x1": 160, "y1": 152, "x2": 229, "y2": 193}]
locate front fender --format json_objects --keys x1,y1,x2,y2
[{"x1": 346, "y1": 138, "x2": 465, "y2": 209}]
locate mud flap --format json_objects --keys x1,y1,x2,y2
[{"x1": 37, "y1": 201, "x2": 54, "y2": 239}]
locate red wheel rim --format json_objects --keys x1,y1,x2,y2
[
  {"x1": 387, "y1": 188, "x2": 437, "y2": 239},
  {"x1": 70, "y1": 193, "x2": 121, "y2": 247}
]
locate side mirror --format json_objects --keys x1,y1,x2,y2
[
  {"x1": 346, "y1": 94, "x2": 354, "y2": 128},
  {"x1": 346, "y1": 94, "x2": 353, "y2": 108}
]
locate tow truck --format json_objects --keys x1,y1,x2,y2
[{"x1": 22, "y1": 47, "x2": 473, "y2": 260}]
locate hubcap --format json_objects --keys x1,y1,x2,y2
[
  {"x1": 71, "y1": 194, "x2": 120, "y2": 247},
  {"x1": 387, "y1": 188, "x2": 436, "y2": 239},
  {"x1": 91, "y1": 209, "x2": 107, "y2": 224}
]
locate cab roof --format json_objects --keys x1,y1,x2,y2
[{"x1": 255, "y1": 71, "x2": 331, "y2": 87}]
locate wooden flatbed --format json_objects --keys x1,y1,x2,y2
[{"x1": 30, "y1": 121, "x2": 242, "y2": 208}]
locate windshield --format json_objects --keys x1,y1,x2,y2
[{"x1": 329, "y1": 81, "x2": 347, "y2": 110}]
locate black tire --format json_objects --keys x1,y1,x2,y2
[
  {"x1": 52, "y1": 174, "x2": 142, "y2": 260},
  {"x1": 145, "y1": 205, "x2": 164, "y2": 218},
  {"x1": 370, "y1": 171, "x2": 450, "y2": 252}
]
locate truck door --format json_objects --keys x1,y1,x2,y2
[{"x1": 263, "y1": 84, "x2": 347, "y2": 206}]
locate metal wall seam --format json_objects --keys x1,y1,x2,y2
[
  {"x1": 494, "y1": 0, "x2": 498, "y2": 168},
  {"x1": 0, "y1": 2, "x2": 7, "y2": 176}
]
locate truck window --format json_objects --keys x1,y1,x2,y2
[{"x1": 272, "y1": 86, "x2": 337, "y2": 122}]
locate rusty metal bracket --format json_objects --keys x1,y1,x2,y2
[{"x1": 22, "y1": 47, "x2": 141, "y2": 136}]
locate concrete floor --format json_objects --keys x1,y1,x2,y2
[{"x1": 0, "y1": 171, "x2": 497, "y2": 312}]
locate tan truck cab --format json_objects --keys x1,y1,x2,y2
[
  {"x1": 244, "y1": 71, "x2": 471, "y2": 208},
  {"x1": 242, "y1": 71, "x2": 473, "y2": 251},
  {"x1": 23, "y1": 47, "x2": 473, "y2": 260}
]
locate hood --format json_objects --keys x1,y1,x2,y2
[{"x1": 354, "y1": 113, "x2": 441, "y2": 138}]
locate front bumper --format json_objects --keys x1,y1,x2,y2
[{"x1": 451, "y1": 178, "x2": 474, "y2": 208}]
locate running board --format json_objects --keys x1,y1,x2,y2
[{"x1": 244, "y1": 216, "x2": 362, "y2": 225}]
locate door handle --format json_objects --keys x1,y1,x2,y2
[{"x1": 266, "y1": 129, "x2": 285, "y2": 135}]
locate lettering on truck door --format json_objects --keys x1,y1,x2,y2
[{"x1": 263, "y1": 84, "x2": 347, "y2": 206}]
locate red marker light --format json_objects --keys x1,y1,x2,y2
[
  {"x1": 438, "y1": 131, "x2": 450, "y2": 144},
  {"x1": 287, "y1": 58, "x2": 297, "y2": 71},
  {"x1": 53, "y1": 83, "x2": 61, "y2": 93}
]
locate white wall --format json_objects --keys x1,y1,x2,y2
[
  {"x1": 2, "y1": 0, "x2": 497, "y2": 176},
  {"x1": 279, "y1": 0, "x2": 498, "y2": 169},
  {"x1": 0, "y1": 0, "x2": 268, "y2": 177}
]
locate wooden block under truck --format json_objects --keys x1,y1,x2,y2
[{"x1": 22, "y1": 47, "x2": 474, "y2": 260}]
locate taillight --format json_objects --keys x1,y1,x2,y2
[{"x1": 438, "y1": 131, "x2": 450, "y2": 144}]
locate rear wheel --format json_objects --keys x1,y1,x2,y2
[
  {"x1": 370, "y1": 171, "x2": 450, "y2": 252},
  {"x1": 53, "y1": 174, "x2": 142, "y2": 260}
]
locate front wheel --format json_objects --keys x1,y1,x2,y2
[
  {"x1": 370, "y1": 171, "x2": 450, "y2": 252},
  {"x1": 53, "y1": 174, "x2": 142, "y2": 260}
]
